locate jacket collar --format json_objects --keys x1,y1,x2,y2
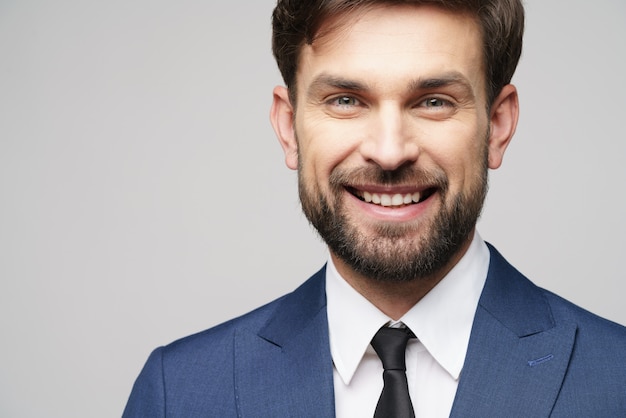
[
  {"x1": 234, "y1": 267, "x2": 336, "y2": 417},
  {"x1": 234, "y1": 244, "x2": 577, "y2": 417},
  {"x1": 450, "y1": 244, "x2": 576, "y2": 416}
]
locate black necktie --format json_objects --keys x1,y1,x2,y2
[{"x1": 371, "y1": 327, "x2": 415, "y2": 418}]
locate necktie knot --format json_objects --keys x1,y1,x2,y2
[{"x1": 371, "y1": 327, "x2": 412, "y2": 371}]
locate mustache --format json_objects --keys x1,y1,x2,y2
[{"x1": 329, "y1": 164, "x2": 449, "y2": 190}]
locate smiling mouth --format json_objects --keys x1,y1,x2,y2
[{"x1": 348, "y1": 187, "x2": 436, "y2": 208}]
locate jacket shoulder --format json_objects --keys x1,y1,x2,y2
[
  {"x1": 541, "y1": 289, "x2": 626, "y2": 414},
  {"x1": 542, "y1": 287, "x2": 626, "y2": 337},
  {"x1": 123, "y1": 268, "x2": 327, "y2": 417},
  {"x1": 122, "y1": 295, "x2": 286, "y2": 417},
  {"x1": 458, "y1": 244, "x2": 626, "y2": 417}
]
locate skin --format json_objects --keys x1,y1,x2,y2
[{"x1": 271, "y1": 5, "x2": 519, "y2": 319}]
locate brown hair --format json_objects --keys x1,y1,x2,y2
[{"x1": 272, "y1": 0, "x2": 524, "y2": 105}]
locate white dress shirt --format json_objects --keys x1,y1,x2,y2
[{"x1": 326, "y1": 233, "x2": 490, "y2": 418}]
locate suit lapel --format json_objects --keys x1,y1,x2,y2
[
  {"x1": 232, "y1": 246, "x2": 577, "y2": 417},
  {"x1": 234, "y1": 268, "x2": 335, "y2": 418},
  {"x1": 450, "y1": 245, "x2": 577, "y2": 417}
]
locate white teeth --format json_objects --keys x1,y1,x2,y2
[
  {"x1": 358, "y1": 191, "x2": 422, "y2": 207},
  {"x1": 391, "y1": 194, "x2": 404, "y2": 206}
]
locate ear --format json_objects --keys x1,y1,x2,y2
[
  {"x1": 270, "y1": 86, "x2": 298, "y2": 170},
  {"x1": 487, "y1": 84, "x2": 519, "y2": 169}
]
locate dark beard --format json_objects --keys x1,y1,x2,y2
[{"x1": 298, "y1": 159, "x2": 489, "y2": 283}]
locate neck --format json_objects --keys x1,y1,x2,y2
[{"x1": 330, "y1": 232, "x2": 474, "y2": 320}]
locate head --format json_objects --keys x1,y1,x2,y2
[
  {"x1": 272, "y1": 0, "x2": 524, "y2": 107},
  {"x1": 270, "y1": 2, "x2": 522, "y2": 284}
]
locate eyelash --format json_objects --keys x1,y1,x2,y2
[
  {"x1": 421, "y1": 97, "x2": 450, "y2": 108},
  {"x1": 328, "y1": 96, "x2": 361, "y2": 107},
  {"x1": 326, "y1": 95, "x2": 453, "y2": 109}
]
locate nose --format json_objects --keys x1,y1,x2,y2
[{"x1": 359, "y1": 104, "x2": 420, "y2": 171}]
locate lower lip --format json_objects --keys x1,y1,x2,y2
[{"x1": 345, "y1": 190, "x2": 437, "y2": 223}]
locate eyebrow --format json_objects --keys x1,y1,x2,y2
[
  {"x1": 410, "y1": 71, "x2": 475, "y2": 98},
  {"x1": 307, "y1": 74, "x2": 370, "y2": 98},
  {"x1": 307, "y1": 71, "x2": 475, "y2": 100}
]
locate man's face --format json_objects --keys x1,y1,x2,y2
[{"x1": 272, "y1": 5, "x2": 516, "y2": 283}]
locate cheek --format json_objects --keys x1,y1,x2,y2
[
  {"x1": 421, "y1": 123, "x2": 487, "y2": 189},
  {"x1": 297, "y1": 119, "x2": 362, "y2": 180}
]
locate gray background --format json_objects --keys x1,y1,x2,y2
[{"x1": 1, "y1": 1, "x2": 624, "y2": 416}]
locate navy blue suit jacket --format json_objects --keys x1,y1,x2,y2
[{"x1": 124, "y1": 245, "x2": 626, "y2": 417}]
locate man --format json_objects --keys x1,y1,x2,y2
[{"x1": 124, "y1": 0, "x2": 626, "y2": 416}]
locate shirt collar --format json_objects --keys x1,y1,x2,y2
[{"x1": 326, "y1": 232, "x2": 490, "y2": 385}]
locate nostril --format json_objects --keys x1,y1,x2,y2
[{"x1": 361, "y1": 142, "x2": 420, "y2": 172}]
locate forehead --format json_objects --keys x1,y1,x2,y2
[{"x1": 297, "y1": 4, "x2": 485, "y2": 97}]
